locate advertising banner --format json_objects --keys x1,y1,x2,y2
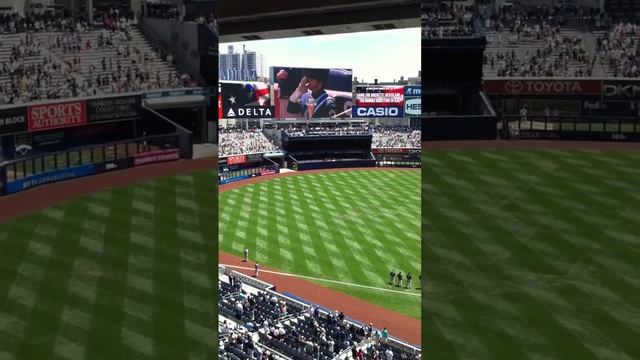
[
  {"x1": 87, "y1": 95, "x2": 142, "y2": 123},
  {"x1": 227, "y1": 154, "x2": 248, "y2": 165},
  {"x1": 220, "y1": 81, "x2": 271, "y2": 119},
  {"x1": 220, "y1": 175, "x2": 251, "y2": 185},
  {"x1": 5, "y1": 163, "x2": 96, "y2": 194},
  {"x1": 28, "y1": 100, "x2": 87, "y2": 132},
  {"x1": 354, "y1": 86, "x2": 405, "y2": 118},
  {"x1": 271, "y1": 67, "x2": 353, "y2": 119},
  {"x1": 602, "y1": 80, "x2": 640, "y2": 101},
  {"x1": 260, "y1": 167, "x2": 278, "y2": 176},
  {"x1": 404, "y1": 86, "x2": 422, "y2": 117},
  {"x1": 484, "y1": 79, "x2": 602, "y2": 96},
  {"x1": 372, "y1": 148, "x2": 421, "y2": 154},
  {"x1": 94, "y1": 157, "x2": 135, "y2": 173},
  {"x1": 0, "y1": 107, "x2": 28, "y2": 136},
  {"x1": 133, "y1": 148, "x2": 180, "y2": 166}
]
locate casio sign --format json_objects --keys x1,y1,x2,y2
[
  {"x1": 404, "y1": 98, "x2": 421, "y2": 116},
  {"x1": 356, "y1": 107, "x2": 400, "y2": 117}
]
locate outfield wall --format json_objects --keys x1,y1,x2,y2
[{"x1": 0, "y1": 134, "x2": 182, "y2": 195}]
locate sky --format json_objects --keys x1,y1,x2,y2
[{"x1": 220, "y1": 28, "x2": 420, "y2": 83}]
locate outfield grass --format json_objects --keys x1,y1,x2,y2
[
  {"x1": 423, "y1": 149, "x2": 640, "y2": 359},
  {"x1": 219, "y1": 170, "x2": 421, "y2": 319},
  {"x1": 0, "y1": 170, "x2": 217, "y2": 360}
]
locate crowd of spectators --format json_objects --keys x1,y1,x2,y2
[
  {"x1": 372, "y1": 126, "x2": 421, "y2": 148},
  {"x1": 421, "y1": 1, "x2": 477, "y2": 38},
  {"x1": 597, "y1": 22, "x2": 640, "y2": 78},
  {"x1": 486, "y1": 34, "x2": 596, "y2": 77},
  {"x1": 0, "y1": 9, "x2": 197, "y2": 105},
  {"x1": 218, "y1": 271, "x2": 421, "y2": 360},
  {"x1": 284, "y1": 125, "x2": 370, "y2": 137},
  {"x1": 219, "y1": 128, "x2": 280, "y2": 157}
]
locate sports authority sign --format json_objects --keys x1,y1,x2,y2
[
  {"x1": 227, "y1": 154, "x2": 248, "y2": 165},
  {"x1": 28, "y1": 100, "x2": 87, "y2": 132},
  {"x1": 484, "y1": 79, "x2": 602, "y2": 96}
]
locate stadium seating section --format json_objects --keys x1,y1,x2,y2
[{"x1": 422, "y1": 1, "x2": 640, "y2": 78}]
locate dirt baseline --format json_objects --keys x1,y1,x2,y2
[
  {"x1": 219, "y1": 252, "x2": 421, "y2": 346},
  {"x1": 219, "y1": 167, "x2": 422, "y2": 346}
]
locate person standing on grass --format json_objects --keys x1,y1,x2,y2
[
  {"x1": 406, "y1": 273, "x2": 412, "y2": 289},
  {"x1": 397, "y1": 271, "x2": 403, "y2": 287},
  {"x1": 243, "y1": 248, "x2": 249, "y2": 262},
  {"x1": 254, "y1": 262, "x2": 259, "y2": 277},
  {"x1": 389, "y1": 270, "x2": 395, "y2": 285}
]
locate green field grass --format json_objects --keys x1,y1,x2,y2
[
  {"x1": 423, "y1": 149, "x2": 640, "y2": 359},
  {"x1": 219, "y1": 170, "x2": 421, "y2": 319},
  {"x1": 0, "y1": 170, "x2": 217, "y2": 360}
]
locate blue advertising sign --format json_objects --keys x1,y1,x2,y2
[
  {"x1": 353, "y1": 106, "x2": 403, "y2": 118},
  {"x1": 404, "y1": 86, "x2": 421, "y2": 97},
  {"x1": 5, "y1": 164, "x2": 96, "y2": 194}
]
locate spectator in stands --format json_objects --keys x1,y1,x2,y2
[
  {"x1": 218, "y1": 127, "x2": 280, "y2": 157},
  {"x1": 0, "y1": 10, "x2": 197, "y2": 105}
]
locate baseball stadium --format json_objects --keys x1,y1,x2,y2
[
  {"x1": 423, "y1": 0, "x2": 640, "y2": 359},
  {"x1": 217, "y1": 2, "x2": 423, "y2": 358},
  {"x1": 0, "y1": 0, "x2": 218, "y2": 358}
]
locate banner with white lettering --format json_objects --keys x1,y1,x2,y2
[
  {"x1": 87, "y1": 95, "x2": 142, "y2": 123},
  {"x1": 0, "y1": 107, "x2": 28, "y2": 136},
  {"x1": 28, "y1": 100, "x2": 87, "y2": 132},
  {"x1": 355, "y1": 86, "x2": 405, "y2": 118}
]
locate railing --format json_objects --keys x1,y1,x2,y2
[
  {"x1": 502, "y1": 114, "x2": 640, "y2": 141},
  {"x1": 0, "y1": 133, "x2": 181, "y2": 195}
]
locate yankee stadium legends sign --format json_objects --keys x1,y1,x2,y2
[
  {"x1": 484, "y1": 79, "x2": 602, "y2": 96},
  {"x1": 225, "y1": 106, "x2": 275, "y2": 118}
]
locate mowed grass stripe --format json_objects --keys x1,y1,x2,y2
[
  {"x1": 220, "y1": 170, "x2": 421, "y2": 319},
  {"x1": 0, "y1": 170, "x2": 217, "y2": 360},
  {"x1": 424, "y1": 149, "x2": 640, "y2": 359},
  {"x1": 434, "y1": 153, "x2": 621, "y2": 358}
]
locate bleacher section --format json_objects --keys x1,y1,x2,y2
[
  {"x1": 422, "y1": 1, "x2": 640, "y2": 79},
  {"x1": 0, "y1": 16, "x2": 195, "y2": 105},
  {"x1": 218, "y1": 267, "x2": 421, "y2": 360}
]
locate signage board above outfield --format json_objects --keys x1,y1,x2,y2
[{"x1": 484, "y1": 79, "x2": 602, "y2": 96}]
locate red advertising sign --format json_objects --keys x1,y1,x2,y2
[
  {"x1": 261, "y1": 167, "x2": 277, "y2": 176},
  {"x1": 28, "y1": 100, "x2": 87, "y2": 132},
  {"x1": 355, "y1": 86, "x2": 405, "y2": 107},
  {"x1": 484, "y1": 79, "x2": 602, "y2": 96},
  {"x1": 134, "y1": 149, "x2": 180, "y2": 166},
  {"x1": 227, "y1": 154, "x2": 248, "y2": 165}
]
